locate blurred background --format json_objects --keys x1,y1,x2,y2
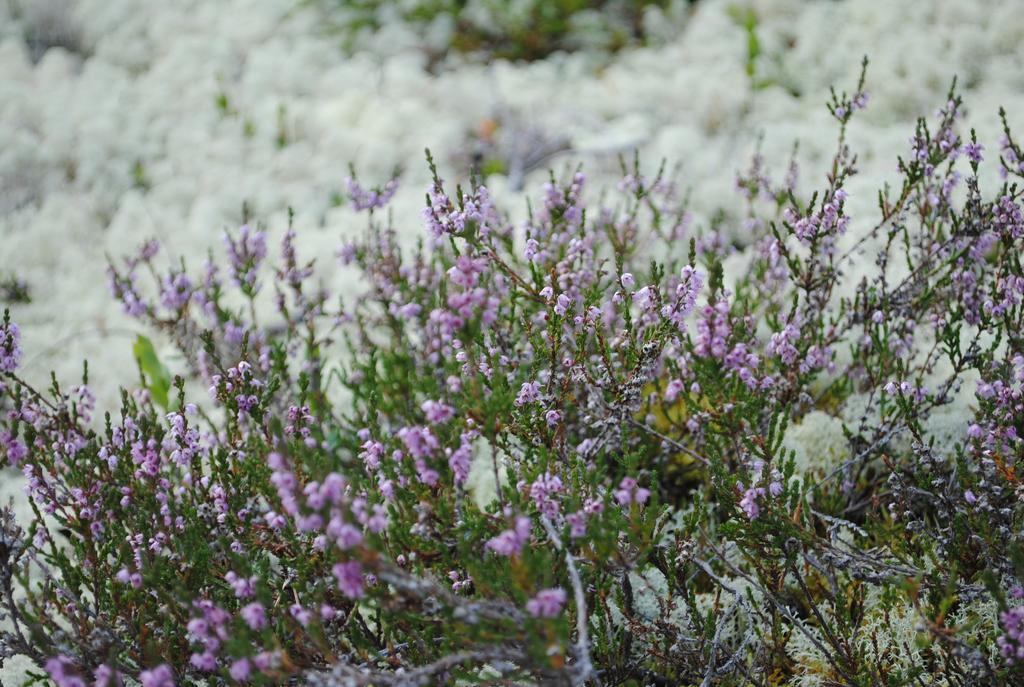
[{"x1": 2, "y1": 0, "x2": 1023, "y2": 407}]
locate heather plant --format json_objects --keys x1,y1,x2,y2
[{"x1": 4, "y1": 63, "x2": 1024, "y2": 686}]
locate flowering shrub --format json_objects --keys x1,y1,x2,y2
[{"x1": 3, "y1": 65, "x2": 1024, "y2": 685}]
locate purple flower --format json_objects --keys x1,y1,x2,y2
[
  {"x1": 784, "y1": 189, "x2": 849, "y2": 247},
  {"x1": 515, "y1": 381, "x2": 542, "y2": 406},
  {"x1": 138, "y1": 665, "x2": 174, "y2": 687},
  {"x1": 290, "y1": 603, "x2": 313, "y2": 627},
  {"x1": 529, "y1": 473, "x2": 564, "y2": 518},
  {"x1": 189, "y1": 653, "x2": 217, "y2": 672},
  {"x1": 93, "y1": 664, "x2": 122, "y2": 687},
  {"x1": 963, "y1": 141, "x2": 984, "y2": 163},
  {"x1": 239, "y1": 602, "x2": 266, "y2": 630},
  {"x1": 448, "y1": 441, "x2": 472, "y2": 485},
  {"x1": 620, "y1": 273, "x2": 635, "y2": 290},
  {"x1": 486, "y1": 516, "x2": 532, "y2": 557},
  {"x1": 2, "y1": 430, "x2": 27, "y2": 467},
  {"x1": 526, "y1": 587, "x2": 567, "y2": 618},
  {"x1": 333, "y1": 561, "x2": 365, "y2": 599},
  {"x1": 346, "y1": 176, "x2": 399, "y2": 212},
  {"x1": 327, "y1": 517, "x2": 363, "y2": 549},
  {"x1": 421, "y1": 399, "x2": 456, "y2": 424},
  {"x1": 998, "y1": 605, "x2": 1024, "y2": 664},
  {"x1": 767, "y1": 323, "x2": 800, "y2": 366},
  {"x1": 554, "y1": 293, "x2": 572, "y2": 316},
  {"x1": 675, "y1": 266, "x2": 703, "y2": 317},
  {"x1": 566, "y1": 511, "x2": 587, "y2": 538},
  {"x1": 107, "y1": 267, "x2": 150, "y2": 317},
  {"x1": 397, "y1": 426, "x2": 439, "y2": 459},
  {"x1": 632, "y1": 286, "x2": 656, "y2": 311},
  {"x1": 45, "y1": 656, "x2": 86, "y2": 687},
  {"x1": 524, "y1": 237, "x2": 540, "y2": 261},
  {"x1": 367, "y1": 503, "x2": 389, "y2": 533},
  {"x1": 422, "y1": 182, "x2": 497, "y2": 238},
  {"x1": 225, "y1": 571, "x2": 258, "y2": 598},
  {"x1": 414, "y1": 458, "x2": 440, "y2": 486},
  {"x1": 739, "y1": 486, "x2": 765, "y2": 520},
  {"x1": 229, "y1": 658, "x2": 251, "y2": 682},
  {"x1": 614, "y1": 477, "x2": 650, "y2": 507},
  {"x1": 657, "y1": 379, "x2": 682, "y2": 404},
  {"x1": 224, "y1": 224, "x2": 267, "y2": 293},
  {"x1": 159, "y1": 272, "x2": 193, "y2": 311},
  {"x1": 0, "y1": 314, "x2": 21, "y2": 374}
]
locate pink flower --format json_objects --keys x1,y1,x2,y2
[
  {"x1": 663, "y1": 379, "x2": 685, "y2": 403},
  {"x1": 567, "y1": 511, "x2": 587, "y2": 538},
  {"x1": 614, "y1": 477, "x2": 650, "y2": 507},
  {"x1": 526, "y1": 587, "x2": 567, "y2": 618},
  {"x1": 486, "y1": 516, "x2": 532, "y2": 556},
  {"x1": 740, "y1": 486, "x2": 765, "y2": 520}
]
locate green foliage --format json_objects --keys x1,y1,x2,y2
[
  {"x1": 322, "y1": 0, "x2": 679, "y2": 62},
  {"x1": 132, "y1": 334, "x2": 171, "y2": 409}
]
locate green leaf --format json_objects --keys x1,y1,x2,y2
[{"x1": 133, "y1": 334, "x2": 171, "y2": 409}]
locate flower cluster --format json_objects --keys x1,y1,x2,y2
[
  {"x1": 0, "y1": 311, "x2": 20, "y2": 374},
  {"x1": 344, "y1": 174, "x2": 399, "y2": 212}
]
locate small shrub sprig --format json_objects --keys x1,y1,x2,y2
[
  {"x1": 3, "y1": 65, "x2": 1024, "y2": 685},
  {"x1": 329, "y1": 0, "x2": 677, "y2": 63}
]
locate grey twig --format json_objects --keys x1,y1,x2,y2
[{"x1": 541, "y1": 515, "x2": 600, "y2": 687}]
